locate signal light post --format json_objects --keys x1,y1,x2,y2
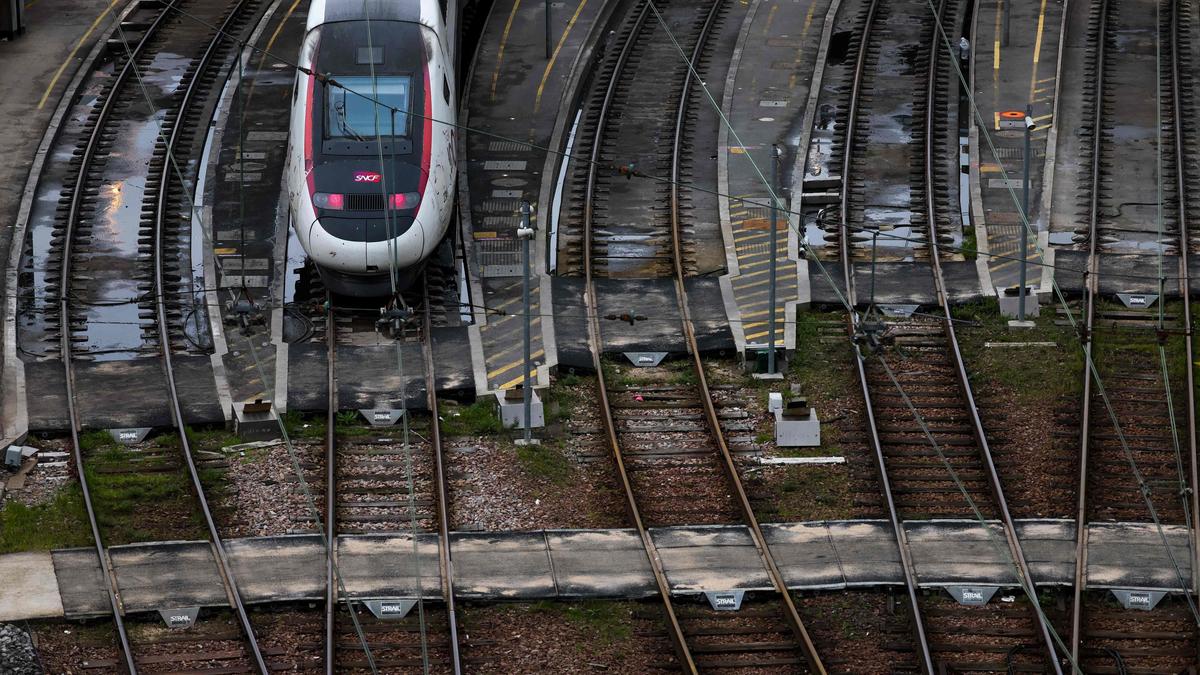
[{"x1": 518, "y1": 202, "x2": 535, "y2": 445}]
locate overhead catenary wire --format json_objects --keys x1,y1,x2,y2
[{"x1": 105, "y1": 3, "x2": 384, "y2": 668}]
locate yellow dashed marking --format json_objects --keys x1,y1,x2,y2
[
  {"x1": 488, "y1": 348, "x2": 545, "y2": 379},
  {"x1": 498, "y1": 368, "x2": 540, "y2": 390},
  {"x1": 534, "y1": 0, "x2": 589, "y2": 113},
  {"x1": 489, "y1": 0, "x2": 523, "y2": 102}
]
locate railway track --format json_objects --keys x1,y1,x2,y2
[
  {"x1": 829, "y1": 0, "x2": 1063, "y2": 670},
  {"x1": 321, "y1": 278, "x2": 463, "y2": 674},
  {"x1": 1069, "y1": 0, "x2": 1200, "y2": 668},
  {"x1": 571, "y1": 0, "x2": 826, "y2": 670},
  {"x1": 56, "y1": 0, "x2": 270, "y2": 671}
]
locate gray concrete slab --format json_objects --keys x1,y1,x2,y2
[
  {"x1": 452, "y1": 531, "x2": 556, "y2": 599},
  {"x1": 825, "y1": 520, "x2": 904, "y2": 586},
  {"x1": 108, "y1": 542, "x2": 227, "y2": 612},
  {"x1": 651, "y1": 526, "x2": 771, "y2": 593},
  {"x1": 809, "y1": 263, "x2": 938, "y2": 307},
  {"x1": 594, "y1": 278, "x2": 685, "y2": 355},
  {"x1": 225, "y1": 535, "x2": 325, "y2": 604},
  {"x1": 685, "y1": 278, "x2": 736, "y2": 354},
  {"x1": 51, "y1": 547, "x2": 109, "y2": 618},
  {"x1": 21, "y1": 519, "x2": 1199, "y2": 621},
  {"x1": 336, "y1": 534, "x2": 441, "y2": 599},
  {"x1": 551, "y1": 277, "x2": 591, "y2": 370},
  {"x1": 1087, "y1": 522, "x2": 1194, "y2": 591},
  {"x1": 1053, "y1": 251, "x2": 1185, "y2": 296},
  {"x1": 0, "y1": 551, "x2": 62, "y2": 620},
  {"x1": 288, "y1": 343, "x2": 428, "y2": 412},
  {"x1": 545, "y1": 529, "x2": 655, "y2": 599},
  {"x1": 762, "y1": 522, "x2": 849, "y2": 590},
  {"x1": 1015, "y1": 519, "x2": 1076, "y2": 585},
  {"x1": 905, "y1": 521, "x2": 1020, "y2": 586},
  {"x1": 431, "y1": 326, "x2": 476, "y2": 395}
]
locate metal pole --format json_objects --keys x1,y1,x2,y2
[
  {"x1": 1018, "y1": 105, "x2": 1031, "y2": 322},
  {"x1": 545, "y1": 0, "x2": 552, "y2": 59},
  {"x1": 520, "y1": 202, "x2": 533, "y2": 443},
  {"x1": 767, "y1": 145, "x2": 781, "y2": 374}
]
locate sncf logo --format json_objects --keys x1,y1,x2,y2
[{"x1": 354, "y1": 171, "x2": 382, "y2": 183}]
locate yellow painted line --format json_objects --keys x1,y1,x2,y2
[
  {"x1": 738, "y1": 257, "x2": 788, "y2": 270},
  {"x1": 488, "y1": 349, "x2": 545, "y2": 379},
  {"x1": 980, "y1": 163, "x2": 1003, "y2": 173},
  {"x1": 763, "y1": 4, "x2": 777, "y2": 36},
  {"x1": 993, "y1": 111, "x2": 1000, "y2": 131},
  {"x1": 533, "y1": 0, "x2": 589, "y2": 113},
  {"x1": 497, "y1": 368, "x2": 539, "y2": 390},
  {"x1": 1032, "y1": 113, "x2": 1053, "y2": 122},
  {"x1": 993, "y1": 40, "x2": 1001, "y2": 72},
  {"x1": 265, "y1": 0, "x2": 303, "y2": 54},
  {"x1": 734, "y1": 231, "x2": 770, "y2": 243},
  {"x1": 1028, "y1": 0, "x2": 1049, "y2": 100},
  {"x1": 745, "y1": 330, "x2": 782, "y2": 341},
  {"x1": 214, "y1": 247, "x2": 238, "y2": 255},
  {"x1": 490, "y1": 0, "x2": 523, "y2": 102},
  {"x1": 38, "y1": 0, "x2": 123, "y2": 110},
  {"x1": 474, "y1": 231, "x2": 499, "y2": 239},
  {"x1": 729, "y1": 146, "x2": 747, "y2": 155}
]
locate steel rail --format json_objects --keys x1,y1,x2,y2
[
  {"x1": 834, "y1": 0, "x2": 934, "y2": 670},
  {"x1": 1068, "y1": 0, "x2": 1108, "y2": 661},
  {"x1": 151, "y1": 1, "x2": 268, "y2": 670},
  {"x1": 666, "y1": 1, "x2": 826, "y2": 671},
  {"x1": 580, "y1": 1, "x2": 697, "y2": 670},
  {"x1": 57, "y1": 3, "x2": 187, "y2": 672},
  {"x1": 917, "y1": 1, "x2": 1061, "y2": 669},
  {"x1": 1167, "y1": 0, "x2": 1200, "y2": 618},
  {"x1": 324, "y1": 295, "x2": 337, "y2": 672},
  {"x1": 1071, "y1": 0, "x2": 1200, "y2": 662},
  {"x1": 421, "y1": 276, "x2": 464, "y2": 675}
]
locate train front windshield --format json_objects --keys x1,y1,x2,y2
[{"x1": 327, "y1": 76, "x2": 412, "y2": 139}]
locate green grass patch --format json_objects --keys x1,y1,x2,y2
[
  {"x1": 282, "y1": 410, "x2": 327, "y2": 439},
  {"x1": 516, "y1": 441, "x2": 572, "y2": 484},
  {"x1": 773, "y1": 464, "x2": 852, "y2": 521},
  {"x1": 0, "y1": 487, "x2": 93, "y2": 553},
  {"x1": 79, "y1": 430, "x2": 114, "y2": 452},
  {"x1": 951, "y1": 297, "x2": 1082, "y2": 404},
  {"x1": 186, "y1": 426, "x2": 241, "y2": 452},
  {"x1": 960, "y1": 223, "x2": 978, "y2": 260},
  {"x1": 534, "y1": 601, "x2": 632, "y2": 643},
  {"x1": 440, "y1": 399, "x2": 503, "y2": 436},
  {"x1": 84, "y1": 446, "x2": 206, "y2": 545},
  {"x1": 791, "y1": 311, "x2": 858, "y2": 402}
]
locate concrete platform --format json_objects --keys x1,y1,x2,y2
[
  {"x1": 968, "y1": 0, "x2": 1063, "y2": 292},
  {"x1": 808, "y1": 261, "x2": 986, "y2": 307},
  {"x1": 459, "y1": 0, "x2": 612, "y2": 394},
  {"x1": 3, "y1": 519, "x2": 1192, "y2": 622},
  {"x1": 717, "y1": 0, "x2": 828, "y2": 357},
  {"x1": 1052, "y1": 251, "x2": 1200, "y2": 296},
  {"x1": 25, "y1": 356, "x2": 224, "y2": 432},
  {"x1": 551, "y1": 276, "x2": 734, "y2": 370}
]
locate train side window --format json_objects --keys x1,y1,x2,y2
[{"x1": 443, "y1": 75, "x2": 451, "y2": 104}]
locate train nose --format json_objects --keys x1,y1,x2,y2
[{"x1": 306, "y1": 218, "x2": 367, "y2": 273}]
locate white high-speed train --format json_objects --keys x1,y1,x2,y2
[{"x1": 287, "y1": 0, "x2": 457, "y2": 296}]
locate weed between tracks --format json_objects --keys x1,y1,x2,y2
[
  {"x1": 0, "y1": 487, "x2": 92, "y2": 552},
  {"x1": 533, "y1": 600, "x2": 633, "y2": 643},
  {"x1": 84, "y1": 443, "x2": 207, "y2": 545}
]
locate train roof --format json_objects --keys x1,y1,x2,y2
[{"x1": 306, "y1": 0, "x2": 430, "y2": 33}]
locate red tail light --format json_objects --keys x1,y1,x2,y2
[
  {"x1": 313, "y1": 192, "x2": 344, "y2": 210},
  {"x1": 390, "y1": 192, "x2": 420, "y2": 210}
]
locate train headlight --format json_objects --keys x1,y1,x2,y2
[
  {"x1": 313, "y1": 192, "x2": 345, "y2": 210},
  {"x1": 389, "y1": 192, "x2": 420, "y2": 210}
]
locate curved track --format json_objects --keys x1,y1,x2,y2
[
  {"x1": 1069, "y1": 0, "x2": 1200, "y2": 668},
  {"x1": 833, "y1": 0, "x2": 1062, "y2": 670},
  {"x1": 58, "y1": 1, "x2": 268, "y2": 670},
  {"x1": 578, "y1": 0, "x2": 826, "y2": 671}
]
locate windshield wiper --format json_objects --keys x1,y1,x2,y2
[{"x1": 334, "y1": 100, "x2": 367, "y2": 141}]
